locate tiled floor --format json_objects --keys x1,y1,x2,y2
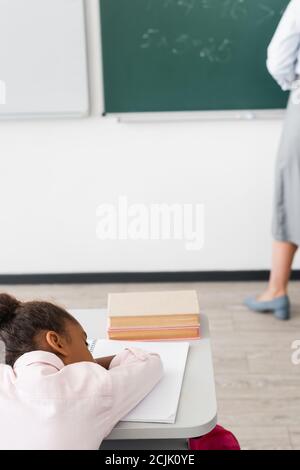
[{"x1": 1, "y1": 281, "x2": 299, "y2": 450}]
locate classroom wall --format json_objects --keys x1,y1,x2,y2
[{"x1": 0, "y1": 0, "x2": 299, "y2": 275}]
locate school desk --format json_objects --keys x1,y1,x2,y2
[{"x1": 70, "y1": 308, "x2": 217, "y2": 450}]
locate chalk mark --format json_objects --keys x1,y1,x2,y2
[
  {"x1": 177, "y1": 0, "x2": 196, "y2": 15},
  {"x1": 257, "y1": 3, "x2": 275, "y2": 25},
  {"x1": 216, "y1": 38, "x2": 232, "y2": 63},
  {"x1": 222, "y1": 0, "x2": 247, "y2": 21},
  {"x1": 140, "y1": 28, "x2": 160, "y2": 49},
  {"x1": 172, "y1": 34, "x2": 193, "y2": 55}
]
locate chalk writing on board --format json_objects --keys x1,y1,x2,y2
[
  {"x1": 257, "y1": 3, "x2": 275, "y2": 25},
  {"x1": 163, "y1": 0, "x2": 195, "y2": 15},
  {"x1": 199, "y1": 0, "x2": 213, "y2": 9},
  {"x1": 147, "y1": 0, "x2": 215, "y2": 15},
  {"x1": 148, "y1": 0, "x2": 247, "y2": 17},
  {"x1": 141, "y1": 29, "x2": 167, "y2": 49},
  {"x1": 141, "y1": 29, "x2": 233, "y2": 63},
  {"x1": 221, "y1": 0, "x2": 247, "y2": 20},
  {"x1": 145, "y1": 0, "x2": 283, "y2": 25}
]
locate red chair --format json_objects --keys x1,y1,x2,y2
[{"x1": 189, "y1": 425, "x2": 240, "y2": 450}]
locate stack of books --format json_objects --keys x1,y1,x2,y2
[{"x1": 107, "y1": 290, "x2": 200, "y2": 341}]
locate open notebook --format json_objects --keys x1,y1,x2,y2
[{"x1": 89, "y1": 340, "x2": 189, "y2": 424}]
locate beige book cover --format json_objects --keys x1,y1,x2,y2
[{"x1": 108, "y1": 290, "x2": 200, "y2": 317}]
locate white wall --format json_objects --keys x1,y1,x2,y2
[{"x1": 0, "y1": 0, "x2": 299, "y2": 274}]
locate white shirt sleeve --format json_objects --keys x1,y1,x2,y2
[
  {"x1": 267, "y1": 0, "x2": 300, "y2": 90},
  {"x1": 103, "y1": 348, "x2": 163, "y2": 437}
]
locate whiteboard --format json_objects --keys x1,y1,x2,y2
[{"x1": 0, "y1": 0, "x2": 89, "y2": 118}]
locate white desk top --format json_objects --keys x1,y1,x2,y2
[{"x1": 70, "y1": 309, "x2": 217, "y2": 440}]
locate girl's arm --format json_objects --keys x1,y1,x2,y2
[
  {"x1": 103, "y1": 348, "x2": 163, "y2": 436},
  {"x1": 267, "y1": 0, "x2": 300, "y2": 90}
]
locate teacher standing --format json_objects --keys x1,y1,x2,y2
[{"x1": 245, "y1": 0, "x2": 300, "y2": 320}]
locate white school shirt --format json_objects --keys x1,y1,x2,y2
[
  {"x1": 0, "y1": 348, "x2": 163, "y2": 450},
  {"x1": 267, "y1": 0, "x2": 300, "y2": 90}
]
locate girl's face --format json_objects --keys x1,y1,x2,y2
[
  {"x1": 39, "y1": 319, "x2": 95, "y2": 365},
  {"x1": 62, "y1": 321, "x2": 95, "y2": 365}
]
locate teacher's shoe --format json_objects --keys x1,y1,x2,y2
[{"x1": 244, "y1": 295, "x2": 290, "y2": 320}]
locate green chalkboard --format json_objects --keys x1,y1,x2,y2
[{"x1": 99, "y1": 0, "x2": 289, "y2": 113}]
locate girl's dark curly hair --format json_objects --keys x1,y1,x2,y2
[{"x1": 0, "y1": 293, "x2": 75, "y2": 366}]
